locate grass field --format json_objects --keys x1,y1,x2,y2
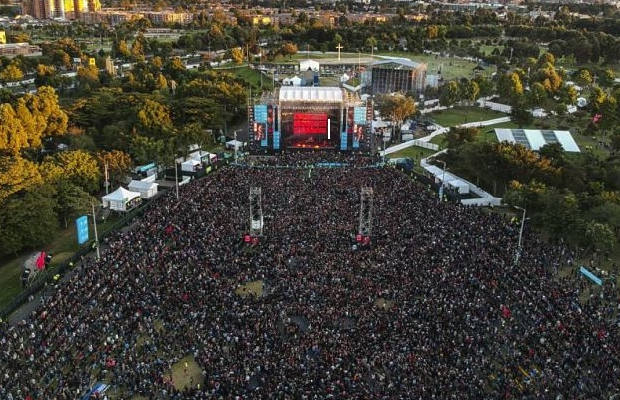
[
  {"x1": 387, "y1": 146, "x2": 439, "y2": 172},
  {"x1": 374, "y1": 297, "x2": 395, "y2": 311},
  {"x1": 235, "y1": 280, "x2": 264, "y2": 298},
  {"x1": 168, "y1": 356, "x2": 204, "y2": 391},
  {"x1": 228, "y1": 66, "x2": 276, "y2": 92},
  {"x1": 0, "y1": 214, "x2": 121, "y2": 310},
  {"x1": 428, "y1": 106, "x2": 507, "y2": 127}
]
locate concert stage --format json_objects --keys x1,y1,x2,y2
[{"x1": 248, "y1": 86, "x2": 372, "y2": 153}]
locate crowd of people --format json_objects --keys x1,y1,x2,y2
[{"x1": 1, "y1": 151, "x2": 619, "y2": 399}]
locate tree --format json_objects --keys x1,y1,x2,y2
[
  {"x1": 229, "y1": 47, "x2": 244, "y2": 64},
  {"x1": 0, "y1": 184, "x2": 58, "y2": 257},
  {"x1": 0, "y1": 156, "x2": 42, "y2": 202},
  {"x1": 76, "y1": 65, "x2": 101, "y2": 90},
  {"x1": 538, "y1": 142, "x2": 565, "y2": 166},
  {"x1": 376, "y1": 93, "x2": 416, "y2": 141},
  {"x1": 598, "y1": 69, "x2": 615, "y2": 88},
  {"x1": 0, "y1": 62, "x2": 23, "y2": 84},
  {"x1": 131, "y1": 37, "x2": 146, "y2": 61},
  {"x1": 575, "y1": 69, "x2": 593, "y2": 87},
  {"x1": 528, "y1": 82, "x2": 547, "y2": 108},
  {"x1": 23, "y1": 86, "x2": 69, "y2": 138},
  {"x1": 365, "y1": 36, "x2": 378, "y2": 53},
  {"x1": 281, "y1": 42, "x2": 298, "y2": 60},
  {"x1": 55, "y1": 179, "x2": 93, "y2": 229},
  {"x1": 439, "y1": 80, "x2": 460, "y2": 107},
  {"x1": 445, "y1": 127, "x2": 479, "y2": 149},
  {"x1": 114, "y1": 39, "x2": 131, "y2": 58},
  {"x1": 510, "y1": 98, "x2": 534, "y2": 127},
  {"x1": 137, "y1": 99, "x2": 172, "y2": 136},
  {"x1": 35, "y1": 64, "x2": 59, "y2": 88},
  {"x1": 97, "y1": 150, "x2": 132, "y2": 188},
  {"x1": 0, "y1": 103, "x2": 27, "y2": 155},
  {"x1": 459, "y1": 79, "x2": 479, "y2": 105},
  {"x1": 583, "y1": 221, "x2": 615, "y2": 253},
  {"x1": 41, "y1": 150, "x2": 101, "y2": 193}
]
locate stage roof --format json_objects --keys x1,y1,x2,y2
[
  {"x1": 279, "y1": 87, "x2": 344, "y2": 103},
  {"x1": 494, "y1": 129, "x2": 580, "y2": 153},
  {"x1": 371, "y1": 58, "x2": 423, "y2": 69}
]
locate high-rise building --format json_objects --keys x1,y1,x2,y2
[{"x1": 22, "y1": 0, "x2": 100, "y2": 19}]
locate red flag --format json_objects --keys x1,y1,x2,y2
[{"x1": 35, "y1": 252, "x2": 46, "y2": 270}]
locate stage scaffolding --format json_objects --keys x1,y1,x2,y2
[
  {"x1": 358, "y1": 187, "x2": 374, "y2": 238},
  {"x1": 249, "y1": 187, "x2": 264, "y2": 237}
]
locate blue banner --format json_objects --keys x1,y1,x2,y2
[
  {"x1": 340, "y1": 131, "x2": 348, "y2": 150},
  {"x1": 254, "y1": 105, "x2": 268, "y2": 123},
  {"x1": 76, "y1": 215, "x2": 89, "y2": 245},
  {"x1": 354, "y1": 107, "x2": 366, "y2": 124},
  {"x1": 273, "y1": 131, "x2": 280, "y2": 150},
  {"x1": 580, "y1": 266, "x2": 602, "y2": 286}
]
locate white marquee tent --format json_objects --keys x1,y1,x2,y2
[
  {"x1": 102, "y1": 187, "x2": 141, "y2": 211},
  {"x1": 128, "y1": 180, "x2": 158, "y2": 199}
]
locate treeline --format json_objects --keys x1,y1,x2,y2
[{"x1": 0, "y1": 57, "x2": 248, "y2": 256}]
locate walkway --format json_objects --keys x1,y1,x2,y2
[{"x1": 380, "y1": 114, "x2": 510, "y2": 206}]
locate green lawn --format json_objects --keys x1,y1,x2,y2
[
  {"x1": 428, "y1": 106, "x2": 508, "y2": 127},
  {"x1": 228, "y1": 66, "x2": 276, "y2": 92},
  {"x1": 387, "y1": 145, "x2": 439, "y2": 172},
  {"x1": 0, "y1": 213, "x2": 122, "y2": 311}
]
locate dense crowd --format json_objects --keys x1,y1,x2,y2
[{"x1": 1, "y1": 152, "x2": 619, "y2": 399}]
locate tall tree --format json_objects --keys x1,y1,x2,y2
[
  {"x1": 0, "y1": 156, "x2": 42, "y2": 202},
  {"x1": 0, "y1": 184, "x2": 58, "y2": 257},
  {"x1": 0, "y1": 103, "x2": 27, "y2": 155},
  {"x1": 41, "y1": 150, "x2": 101, "y2": 193}
]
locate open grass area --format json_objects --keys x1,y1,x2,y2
[
  {"x1": 374, "y1": 298, "x2": 395, "y2": 311},
  {"x1": 428, "y1": 106, "x2": 508, "y2": 127},
  {"x1": 229, "y1": 66, "x2": 276, "y2": 92},
  {"x1": 168, "y1": 356, "x2": 204, "y2": 391},
  {"x1": 0, "y1": 213, "x2": 122, "y2": 310},
  {"x1": 387, "y1": 145, "x2": 439, "y2": 172},
  {"x1": 235, "y1": 280, "x2": 264, "y2": 298}
]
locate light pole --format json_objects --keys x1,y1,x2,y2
[
  {"x1": 514, "y1": 205, "x2": 526, "y2": 265},
  {"x1": 437, "y1": 159, "x2": 446, "y2": 202},
  {"x1": 233, "y1": 129, "x2": 241, "y2": 165},
  {"x1": 91, "y1": 202, "x2": 100, "y2": 260}
]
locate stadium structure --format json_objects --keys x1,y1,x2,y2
[{"x1": 248, "y1": 86, "x2": 373, "y2": 153}]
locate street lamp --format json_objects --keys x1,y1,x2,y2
[
  {"x1": 233, "y1": 129, "x2": 241, "y2": 165},
  {"x1": 437, "y1": 159, "x2": 446, "y2": 202},
  {"x1": 514, "y1": 205, "x2": 526, "y2": 265}
]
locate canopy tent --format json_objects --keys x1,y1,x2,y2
[
  {"x1": 282, "y1": 76, "x2": 302, "y2": 86},
  {"x1": 189, "y1": 150, "x2": 216, "y2": 164},
  {"x1": 300, "y1": 59, "x2": 319, "y2": 72},
  {"x1": 181, "y1": 159, "x2": 201, "y2": 172},
  {"x1": 102, "y1": 186, "x2": 141, "y2": 211},
  {"x1": 226, "y1": 140, "x2": 245, "y2": 150},
  {"x1": 128, "y1": 180, "x2": 158, "y2": 199}
]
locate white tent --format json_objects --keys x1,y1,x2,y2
[
  {"x1": 282, "y1": 76, "x2": 302, "y2": 86},
  {"x1": 189, "y1": 150, "x2": 215, "y2": 164},
  {"x1": 181, "y1": 159, "x2": 201, "y2": 172},
  {"x1": 300, "y1": 59, "x2": 319, "y2": 72},
  {"x1": 577, "y1": 97, "x2": 587, "y2": 108},
  {"x1": 128, "y1": 180, "x2": 158, "y2": 199},
  {"x1": 102, "y1": 187, "x2": 141, "y2": 211},
  {"x1": 226, "y1": 140, "x2": 245, "y2": 150}
]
